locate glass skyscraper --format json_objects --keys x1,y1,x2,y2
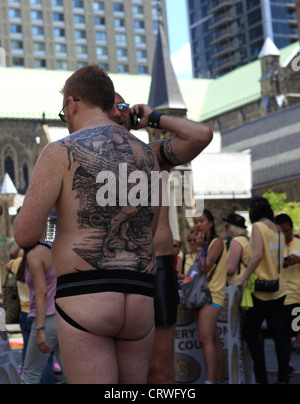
[{"x1": 187, "y1": 0, "x2": 298, "y2": 78}]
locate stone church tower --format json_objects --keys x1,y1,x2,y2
[
  {"x1": 0, "y1": 117, "x2": 50, "y2": 282},
  {"x1": 258, "y1": 37, "x2": 283, "y2": 113}
]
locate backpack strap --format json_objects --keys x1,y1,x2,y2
[
  {"x1": 182, "y1": 252, "x2": 186, "y2": 274},
  {"x1": 207, "y1": 241, "x2": 224, "y2": 283},
  {"x1": 277, "y1": 228, "x2": 281, "y2": 275}
]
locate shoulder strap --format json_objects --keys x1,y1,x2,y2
[
  {"x1": 207, "y1": 242, "x2": 224, "y2": 283},
  {"x1": 182, "y1": 252, "x2": 186, "y2": 272},
  {"x1": 237, "y1": 258, "x2": 248, "y2": 275}
]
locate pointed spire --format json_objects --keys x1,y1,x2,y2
[
  {"x1": 0, "y1": 173, "x2": 17, "y2": 196},
  {"x1": 258, "y1": 37, "x2": 280, "y2": 59},
  {"x1": 148, "y1": 24, "x2": 186, "y2": 111}
]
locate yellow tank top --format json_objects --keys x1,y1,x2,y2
[
  {"x1": 283, "y1": 237, "x2": 300, "y2": 306},
  {"x1": 228, "y1": 235, "x2": 250, "y2": 286},
  {"x1": 206, "y1": 238, "x2": 227, "y2": 307},
  {"x1": 253, "y1": 221, "x2": 286, "y2": 301},
  {"x1": 183, "y1": 251, "x2": 197, "y2": 276}
]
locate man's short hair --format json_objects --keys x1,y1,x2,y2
[
  {"x1": 275, "y1": 213, "x2": 293, "y2": 228},
  {"x1": 62, "y1": 65, "x2": 115, "y2": 113}
]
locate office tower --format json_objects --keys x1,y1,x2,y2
[
  {"x1": 187, "y1": 0, "x2": 298, "y2": 78},
  {"x1": 0, "y1": 0, "x2": 168, "y2": 74}
]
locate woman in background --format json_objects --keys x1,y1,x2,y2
[
  {"x1": 236, "y1": 197, "x2": 289, "y2": 384},
  {"x1": 182, "y1": 230, "x2": 198, "y2": 276},
  {"x1": 21, "y1": 240, "x2": 65, "y2": 384},
  {"x1": 193, "y1": 209, "x2": 227, "y2": 384},
  {"x1": 223, "y1": 213, "x2": 250, "y2": 285}
]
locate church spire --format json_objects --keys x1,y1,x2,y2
[{"x1": 148, "y1": 23, "x2": 186, "y2": 112}]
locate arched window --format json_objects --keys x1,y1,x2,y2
[
  {"x1": 23, "y1": 163, "x2": 29, "y2": 190},
  {"x1": 4, "y1": 156, "x2": 15, "y2": 184}
]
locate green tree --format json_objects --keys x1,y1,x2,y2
[{"x1": 263, "y1": 191, "x2": 300, "y2": 233}]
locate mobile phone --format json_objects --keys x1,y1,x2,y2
[{"x1": 130, "y1": 113, "x2": 139, "y2": 129}]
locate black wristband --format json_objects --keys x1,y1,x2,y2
[{"x1": 148, "y1": 111, "x2": 164, "y2": 129}]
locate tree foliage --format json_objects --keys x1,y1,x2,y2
[{"x1": 263, "y1": 191, "x2": 300, "y2": 233}]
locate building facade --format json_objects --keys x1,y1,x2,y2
[
  {"x1": 187, "y1": 0, "x2": 298, "y2": 78},
  {"x1": 0, "y1": 0, "x2": 167, "y2": 75}
]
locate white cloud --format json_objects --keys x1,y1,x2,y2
[{"x1": 171, "y1": 43, "x2": 193, "y2": 80}]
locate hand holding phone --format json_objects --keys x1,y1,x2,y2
[
  {"x1": 129, "y1": 104, "x2": 153, "y2": 129},
  {"x1": 130, "y1": 113, "x2": 139, "y2": 129}
]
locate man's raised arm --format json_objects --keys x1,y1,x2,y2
[{"x1": 131, "y1": 104, "x2": 213, "y2": 170}]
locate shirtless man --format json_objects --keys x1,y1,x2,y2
[
  {"x1": 14, "y1": 66, "x2": 160, "y2": 384},
  {"x1": 109, "y1": 93, "x2": 213, "y2": 383}
]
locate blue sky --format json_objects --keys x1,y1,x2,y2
[{"x1": 165, "y1": 0, "x2": 192, "y2": 79}]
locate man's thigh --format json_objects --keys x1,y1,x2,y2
[
  {"x1": 116, "y1": 324, "x2": 155, "y2": 384},
  {"x1": 56, "y1": 314, "x2": 118, "y2": 384}
]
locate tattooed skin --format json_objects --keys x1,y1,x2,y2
[
  {"x1": 59, "y1": 125, "x2": 158, "y2": 273},
  {"x1": 164, "y1": 138, "x2": 182, "y2": 166}
]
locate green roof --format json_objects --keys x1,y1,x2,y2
[
  {"x1": 0, "y1": 40, "x2": 299, "y2": 123},
  {"x1": 199, "y1": 40, "x2": 300, "y2": 121},
  {"x1": 199, "y1": 61, "x2": 262, "y2": 121}
]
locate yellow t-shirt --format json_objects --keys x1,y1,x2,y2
[
  {"x1": 228, "y1": 235, "x2": 250, "y2": 286},
  {"x1": 252, "y1": 222, "x2": 286, "y2": 301},
  {"x1": 183, "y1": 251, "x2": 198, "y2": 276},
  {"x1": 206, "y1": 238, "x2": 227, "y2": 308},
  {"x1": 283, "y1": 237, "x2": 300, "y2": 306}
]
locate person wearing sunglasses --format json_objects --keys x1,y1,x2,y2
[
  {"x1": 173, "y1": 240, "x2": 185, "y2": 281},
  {"x1": 14, "y1": 65, "x2": 162, "y2": 384},
  {"x1": 109, "y1": 96, "x2": 135, "y2": 131},
  {"x1": 183, "y1": 230, "x2": 199, "y2": 276},
  {"x1": 109, "y1": 92, "x2": 213, "y2": 384}
]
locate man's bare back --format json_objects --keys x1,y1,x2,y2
[
  {"x1": 51, "y1": 125, "x2": 159, "y2": 277},
  {"x1": 14, "y1": 65, "x2": 162, "y2": 384},
  {"x1": 15, "y1": 124, "x2": 160, "y2": 384}
]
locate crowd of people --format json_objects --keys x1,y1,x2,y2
[
  {"x1": 173, "y1": 199, "x2": 300, "y2": 385},
  {"x1": 4, "y1": 197, "x2": 300, "y2": 385},
  {"x1": 0, "y1": 65, "x2": 299, "y2": 385}
]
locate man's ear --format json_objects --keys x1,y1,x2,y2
[{"x1": 69, "y1": 97, "x2": 79, "y2": 116}]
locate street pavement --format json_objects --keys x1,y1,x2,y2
[{"x1": 265, "y1": 337, "x2": 300, "y2": 384}]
